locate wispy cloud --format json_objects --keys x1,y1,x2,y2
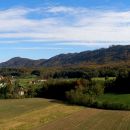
[
  {"x1": 0, "y1": 47, "x2": 62, "y2": 50},
  {"x1": 0, "y1": 6, "x2": 130, "y2": 46}
]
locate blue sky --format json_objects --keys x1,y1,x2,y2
[{"x1": 0, "y1": 0, "x2": 130, "y2": 62}]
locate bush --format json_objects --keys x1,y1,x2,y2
[
  {"x1": 66, "y1": 79, "x2": 105, "y2": 107},
  {"x1": 105, "y1": 71, "x2": 130, "y2": 94},
  {"x1": 66, "y1": 89, "x2": 96, "y2": 106},
  {"x1": 31, "y1": 70, "x2": 40, "y2": 76},
  {"x1": 36, "y1": 79, "x2": 78, "y2": 100},
  {"x1": 95, "y1": 101, "x2": 129, "y2": 110}
]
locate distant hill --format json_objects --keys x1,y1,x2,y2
[
  {"x1": 42, "y1": 45, "x2": 130, "y2": 67},
  {"x1": 0, "y1": 57, "x2": 46, "y2": 68},
  {"x1": 0, "y1": 45, "x2": 130, "y2": 68}
]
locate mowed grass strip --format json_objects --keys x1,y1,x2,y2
[
  {"x1": 0, "y1": 98, "x2": 82, "y2": 130},
  {"x1": 1, "y1": 98, "x2": 130, "y2": 130},
  {"x1": 0, "y1": 98, "x2": 52, "y2": 120},
  {"x1": 38, "y1": 108, "x2": 130, "y2": 130},
  {"x1": 92, "y1": 77, "x2": 116, "y2": 81},
  {"x1": 97, "y1": 94, "x2": 130, "y2": 106}
]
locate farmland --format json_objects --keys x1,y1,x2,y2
[
  {"x1": 97, "y1": 94, "x2": 130, "y2": 106},
  {"x1": 1, "y1": 98, "x2": 130, "y2": 130},
  {"x1": 0, "y1": 68, "x2": 130, "y2": 129}
]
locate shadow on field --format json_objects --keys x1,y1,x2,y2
[
  {"x1": 49, "y1": 99, "x2": 63, "y2": 103},
  {"x1": 46, "y1": 98, "x2": 130, "y2": 111},
  {"x1": 47, "y1": 98, "x2": 75, "y2": 107}
]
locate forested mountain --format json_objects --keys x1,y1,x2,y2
[
  {"x1": 0, "y1": 57, "x2": 46, "y2": 68},
  {"x1": 0, "y1": 45, "x2": 130, "y2": 68},
  {"x1": 42, "y1": 45, "x2": 130, "y2": 67}
]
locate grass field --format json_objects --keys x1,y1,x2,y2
[
  {"x1": 0, "y1": 98, "x2": 82, "y2": 130},
  {"x1": 1, "y1": 98, "x2": 130, "y2": 130},
  {"x1": 92, "y1": 77, "x2": 116, "y2": 81},
  {"x1": 18, "y1": 77, "x2": 36, "y2": 87},
  {"x1": 97, "y1": 94, "x2": 130, "y2": 106}
]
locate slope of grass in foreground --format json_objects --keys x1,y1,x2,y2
[
  {"x1": 0, "y1": 98, "x2": 82, "y2": 130},
  {"x1": 0, "y1": 98, "x2": 52, "y2": 120},
  {"x1": 97, "y1": 94, "x2": 130, "y2": 106},
  {"x1": 1, "y1": 98, "x2": 130, "y2": 130}
]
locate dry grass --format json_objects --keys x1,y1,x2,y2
[
  {"x1": 0, "y1": 99, "x2": 82, "y2": 130},
  {"x1": 1, "y1": 98, "x2": 130, "y2": 130},
  {"x1": 38, "y1": 108, "x2": 130, "y2": 130}
]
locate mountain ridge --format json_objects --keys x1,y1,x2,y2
[
  {"x1": 0, "y1": 45, "x2": 130, "y2": 68},
  {"x1": 0, "y1": 57, "x2": 46, "y2": 68}
]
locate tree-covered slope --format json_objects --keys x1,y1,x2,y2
[{"x1": 1, "y1": 45, "x2": 130, "y2": 68}]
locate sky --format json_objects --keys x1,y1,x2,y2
[{"x1": 0, "y1": 0, "x2": 130, "y2": 62}]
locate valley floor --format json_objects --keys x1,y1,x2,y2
[{"x1": 0, "y1": 98, "x2": 130, "y2": 130}]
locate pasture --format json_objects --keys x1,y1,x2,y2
[
  {"x1": 92, "y1": 77, "x2": 116, "y2": 81},
  {"x1": 1, "y1": 98, "x2": 130, "y2": 130},
  {"x1": 97, "y1": 94, "x2": 130, "y2": 106}
]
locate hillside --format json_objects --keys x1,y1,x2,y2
[
  {"x1": 0, "y1": 45, "x2": 130, "y2": 68},
  {"x1": 43, "y1": 45, "x2": 130, "y2": 67},
  {"x1": 0, "y1": 57, "x2": 46, "y2": 68}
]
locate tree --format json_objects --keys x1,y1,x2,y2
[{"x1": 31, "y1": 70, "x2": 40, "y2": 76}]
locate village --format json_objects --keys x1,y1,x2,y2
[{"x1": 0, "y1": 75, "x2": 47, "y2": 98}]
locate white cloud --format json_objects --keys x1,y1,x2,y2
[
  {"x1": 0, "y1": 8, "x2": 29, "y2": 19},
  {"x1": 0, "y1": 47, "x2": 62, "y2": 50},
  {"x1": 0, "y1": 6, "x2": 130, "y2": 46}
]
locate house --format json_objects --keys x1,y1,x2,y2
[
  {"x1": 29, "y1": 80, "x2": 37, "y2": 84},
  {"x1": 0, "y1": 83, "x2": 6, "y2": 88},
  {"x1": 18, "y1": 89, "x2": 24, "y2": 96},
  {"x1": 29, "y1": 79, "x2": 47, "y2": 85},
  {"x1": 15, "y1": 87, "x2": 25, "y2": 96},
  {"x1": 0, "y1": 76, "x2": 4, "y2": 81},
  {"x1": 37, "y1": 79, "x2": 47, "y2": 82}
]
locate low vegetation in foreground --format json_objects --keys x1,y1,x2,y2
[{"x1": 1, "y1": 98, "x2": 130, "y2": 130}]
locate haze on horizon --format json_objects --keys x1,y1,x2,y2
[{"x1": 0, "y1": 0, "x2": 130, "y2": 62}]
